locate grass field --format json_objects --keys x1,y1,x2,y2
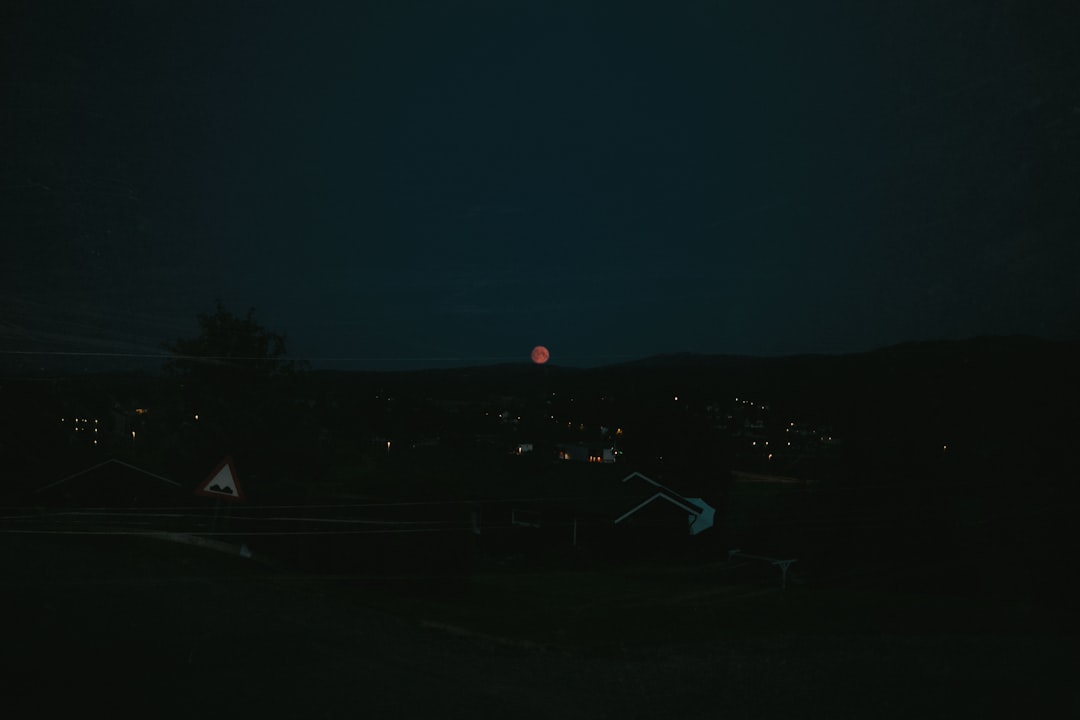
[
  {"x1": 4, "y1": 528, "x2": 1076, "y2": 718},
  {"x1": 325, "y1": 550, "x2": 1072, "y2": 655}
]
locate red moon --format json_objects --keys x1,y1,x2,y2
[{"x1": 531, "y1": 345, "x2": 550, "y2": 364}]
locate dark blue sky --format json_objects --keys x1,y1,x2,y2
[{"x1": 3, "y1": 1, "x2": 1078, "y2": 370}]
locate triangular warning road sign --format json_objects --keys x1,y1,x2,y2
[{"x1": 195, "y1": 456, "x2": 245, "y2": 502}]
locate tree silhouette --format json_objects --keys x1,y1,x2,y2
[
  {"x1": 164, "y1": 300, "x2": 294, "y2": 382},
  {"x1": 164, "y1": 302, "x2": 311, "y2": 496}
]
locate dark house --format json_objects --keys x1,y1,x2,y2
[
  {"x1": 613, "y1": 471, "x2": 715, "y2": 535},
  {"x1": 474, "y1": 468, "x2": 716, "y2": 563}
]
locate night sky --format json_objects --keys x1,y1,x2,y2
[{"x1": 3, "y1": 1, "x2": 1079, "y2": 370}]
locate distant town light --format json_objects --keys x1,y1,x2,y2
[
  {"x1": 768, "y1": 453, "x2": 773, "y2": 460},
  {"x1": 674, "y1": 395, "x2": 678, "y2": 401},
  {"x1": 194, "y1": 414, "x2": 199, "y2": 421}
]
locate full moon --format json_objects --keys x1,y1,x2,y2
[{"x1": 531, "y1": 345, "x2": 550, "y2": 364}]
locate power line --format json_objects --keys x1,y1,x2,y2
[{"x1": 0, "y1": 348, "x2": 631, "y2": 364}]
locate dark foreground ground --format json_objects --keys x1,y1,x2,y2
[{"x1": 2, "y1": 533, "x2": 1076, "y2": 719}]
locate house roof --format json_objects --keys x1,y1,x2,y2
[
  {"x1": 34, "y1": 458, "x2": 182, "y2": 507},
  {"x1": 618, "y1": 472, "x2": 705, "y2": 513},
  {"x1": 37, "y1": 458, "x2": 180, "y2": 493},
  {"x1": 612, "y1": 490, "x2": 703, "y2": 525}
]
